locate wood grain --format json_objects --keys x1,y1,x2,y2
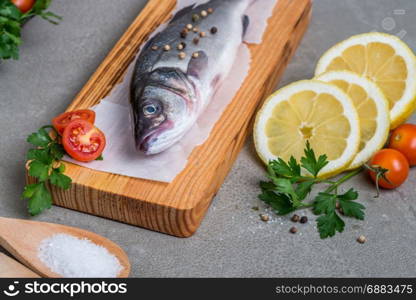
[
  {"x1": 27, "y1": 0, "x2": 312, "y2": 237},
  {"x1": 0, "y1": 253, "x2": 40, "y2": 278}
]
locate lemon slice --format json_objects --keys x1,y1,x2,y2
[
  {"x1": 254, "y1": 80, "x2": 360, "y2": 178},
  {"x1": 315, "y1": 32, "x2": 416, "y2": 129},
  {"x1": 316, "y1": 71, "x2": 390, "y2": 170}
]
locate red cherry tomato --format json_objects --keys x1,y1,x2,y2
[
  {"x1": 388, "y1": 123, "x2": 416, "y2": 166},
  {"x1": 368, "y1": 149, "x2": 409, "y2": 189},
  {"x1": 52, "y1": 110, "x2": 96, "y2": 135},
  {"x1": 11, "y1": 0, "x2": 35, "y2": 13},
  {"x1": 62, "y1": 119, "x2": 106, "y2": 162}
]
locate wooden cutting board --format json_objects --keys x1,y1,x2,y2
[
  {"x1": 27, "y1": 0, "x2": 312, "y2": 237},
  {"x1": 0, "y1": 253, "x2": 40, "y2": 278}
]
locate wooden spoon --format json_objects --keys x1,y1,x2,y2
[
  {"x1": 0, "y1": 253, "x2": 40, "y2": 278},
  {"x1": 0, "y1": 217, "x2": 130, "y2": 278}
]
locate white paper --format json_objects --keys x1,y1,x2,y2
[{"x1": 64, "y1": 0, "x2": 277, "y2": 182}]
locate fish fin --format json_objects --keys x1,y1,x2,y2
[
  {"x1": 242, "y1": 15, "x2": 250, "y2": 37},
  {"x1": 169, "y1": 4, "x2": 195, "y2": 24},
  {"x1": 187, "y1": 51, "x2": 208, "y2": 79}
]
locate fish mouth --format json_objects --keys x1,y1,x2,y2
[{"x1": 137, "y1": 121, "x2": 173, "y2": 154}]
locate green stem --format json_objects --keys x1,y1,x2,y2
[
  {"x1": 294, "y1": 168, "x2": 363, "y2": 211},
  {"x1": 324, "y1": 167, "x2": 363, "y2": 194}
]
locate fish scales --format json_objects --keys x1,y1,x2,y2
[{"x1": 131, "y1": 0, "x2": 253, "y2": 155}]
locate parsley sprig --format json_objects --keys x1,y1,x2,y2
[
  {"x1": 259, "y1": 142, "x2": 365, "y2": 239},
  {"x1": 0, "y1": 0, "x2": 61, "y2": 60},
  {"x1": 23, "y1": 126, "x2": 71, "y2": 215}
]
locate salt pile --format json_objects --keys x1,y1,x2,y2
[{"x1": 38, "y1": 234, "x2": 122, "y2": 278}]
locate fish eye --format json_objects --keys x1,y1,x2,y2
[{"x1": 143, "y1": 104, "x2": 158, "y2": 116}]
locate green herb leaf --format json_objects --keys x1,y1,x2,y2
[
  {"x1": 270, "y1": 157, "x2": 300, "y2": 177},
  {"x1": 22, "y1": 182, "x2": 52, "y2": 216},
  {"x1": 27, "y1": 148, "x2": 52, "y2": 165},
  {"x1": 95, "y1": 155, "x2": 104, "y2": 161},
  {"x1": 259, "y1": 190, "x2": 295, "y2": 215},
  {"x1": 259, "y1": 143, "x2": 364, "y2": 239},
  {"x1": 316, "y1": 212, "x2": 345, "y2": 239},
  {"x1": 313, "y1": 192, "x2": 337, "y2": 215},
  {"x1": 338, "y1": 188, "x2": 365, "y2": 220},
  {"x1": 27, "y1": 127, "x2": 52, "y2": 147},
  {"x1": 28, "y1": 160, "x2": 50, "y2": 181},
  {"x1": 295, "y1": 180, "x2": 315, "y2": 201},
  {"x1": 270, "y1": 177, "x2": 300, "y2": 206},
  {"x1": 50, "y1": 142, "x2": 65, "y2": 160},
  {"x1": 50, "y1": 169, "x2": 71, "y2": 189},
  {"x1": 300, "y1": 141, "x2": 328, "y2": 177},
  {"x1": 24, "y1": 125, "x2": 72, "y2": 216}
]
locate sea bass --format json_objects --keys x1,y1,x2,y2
[{"x1": 130, "y1": 0, "x2": 253, "y2": 155}]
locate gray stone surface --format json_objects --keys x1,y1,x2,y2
[{"x1": 1, "y1": 0, "x2": 416, "y2": 277}]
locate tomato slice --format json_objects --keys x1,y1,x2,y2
[
  {"x1": 12, "y1": 0, "x2": 35, "y2": 13},
  {"x1": 62, "y1": 120, "x2": 106, "y2": 162},
  {"x1": 52, "y1": 110, "x2": 96, "y2": 135}
]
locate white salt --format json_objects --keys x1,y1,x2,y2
[{"x1": 38, "y1": 234, "x2": 123, "y2": 278}]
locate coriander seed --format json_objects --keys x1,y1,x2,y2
[
  {"x1": 192, "y1": 14, "x2": 200, "y2": 22},
  {"x1": 291, "y1": 214, "x2": 300, "y2": 222},
  {"x1": 260, "y1": 214, "x2": 269, "y2": 222},
  {"x1": 357, "y1": 235, "x2": 367, "y2": 244}
]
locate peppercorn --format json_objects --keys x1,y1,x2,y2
[
  {"x1": 357, "y1": 235, "x2": 367, "y2": 244},
  {"x1": 186, "y1": 24, "x2": 193, "y2": 30},
  {"x1": 178, "y1": 52, "x2": 186, "y2": 60},
  {"x1": 163, "y1": 45, "x2": 171, "y2": 51},
  {"x1": 193, "y1": 37, "x2": 200, "y2": 45},
  {"x1": 300, "y1": 216, "x2": 308, "y2": 224},
  {"x1": 199, "y1": 31, "x2": 206, "y2": 38},
  {"x1": 151, "y1": 45, "x2": 159, "y2": 51},
  {"x1": 180, "y1": 29, "x2": 188, "y2": 38},
  {"x1": 201, "y1": 10, "x2": 208, "y2": 17},
  {"x1": 193, "y1": 27, "x2": 199, "y2": 33},
  {"x1": 291, "y1": 214, "x2": 300, "y2": 222},
  {"x1": 260, "y1": 214, "x2": 269, "y2": 222},
  {"x1": 290, "y1": 227, "x2": 298, "y2": 234},
  {"x1": 192, "y1": 14, "x2": 200, "y2": 22},
  {"x1": 207, "y1": 8, "x2": 214, "y2": 14},
  {"x1": 210, "y1": 26, "x2": 218, "y2": 34},
  {"x1": 192, "y1": 52, "x2": 199, "y2": 59}
]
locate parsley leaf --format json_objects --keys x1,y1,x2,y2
[
  {"x1": 27, "y1": 127, "x2": 52, "y2": 147},
  {"x1": 23, "y1": 182, "x2": 52, "y2": 216},
  {"x1": 259, "y1": 190, "x2": 296, "y2": 215},
  {"x1": 295, "y1": 180, "x2": 315, "y2": 200},
  {"x1": 300, "y1": 141, "x2": 329, "y2": 177},
  {"x1": 0, "y1": 0, "x2": 60, "y2": 60},
  {"x1": 338, "y1": 188, "x2": 365, "y2": 220},
  {"x1": 28, "y1": 160, "x2": 50, "y2": 181},
  {"x1": 317, "y1": 212, "x2": 345, "y2": 239},
  {"x1": 23, "y1": 125, "x2": 72, "y2": 215},
  {"x1": 313, "y1": 192, "x2": 337, "y2": 215},
  {"x1": 50, "y1": 169, "x2": 71, "y2": 189},
  {"x1": 259, "y1": 142, "x2": 365, "y2": 239}
]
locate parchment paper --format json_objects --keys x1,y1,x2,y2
[{"x1": 64, "y1": 0, "x2": 277, "y2": 182}]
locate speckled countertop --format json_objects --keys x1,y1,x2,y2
[{"x1": 0, "y1": 0, "x2": 415, "y2": 277}]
